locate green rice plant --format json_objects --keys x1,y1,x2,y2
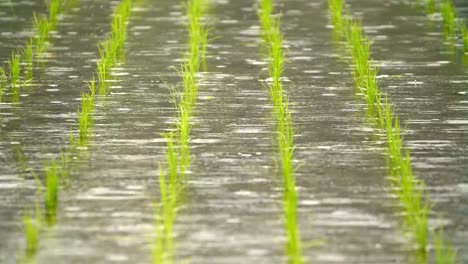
[
  {"x1": 427, "y1": 0, "x2": 436, "y2": 14},
  {"x1": 433, "y1": 229, "x2": 457, "y2": 263},
  {"x1": 177, "y1": 66, "x2": 196, "y2": 179},
  {"x1": 0, "y1": 67, "x2": 6, "y2": 103},
  {"x1": 460, "y1": 22, "x2": 468, "y2": 52},
  {"x1": 77, "y1": 78, "x2": 96, "y2": 147},
  {"x1": 186, "y1": 0, "x2": 209, "y2": 69},
  {"x1": 59, "y1": 151, "x2": 71, "y2": 179},
  {"x1": 44, "y1": 162, "x2": 59, "y2": 225},
  {"x1": 328, "y1": 0, "x2": 344, "y2": 39},
  {"x1": 77, "y1": 94, "x2": 93, "y2": 146},
  {"x1": 13, "y1": 144, "x2": 29, "y2": 178},
  {"x1": 96, "y1": 41, "x2": 114, "y2": 93},
  {"x1": 48, "y1": 0, "x2": 64, "y2": 27},
  {"x1": 343, "y1": 18, "x2": 380, "y2": 109},
  {"x1": 163, "y1": 133, "x2": 180, "y2": 190},
  {"x1": 96, "y1": 0, "x2": 133, "y2": 92},
  {"x1": 23, "y1": 205, "x2": 42, "y2": 259},
  {"x1": 8, "y1": 51, "x2": 21, "y2": 102},
  {"x1": 110, "y1": 0, "x2": 132, "y2": 59},
  {"x1": 442, "y1": 0, "x2": 456, "y2": 40},
  {"x1": 33, "y1": 14, "x2": 51, "y2": 57},
  {"x1": 23, "y1": 40, "x2": 34, "y2": 81},
  {"x1": 152, "y1": 156, "x2": 179, "y2": 264},
  {"x1": 8, "y1": 51, "x2": 21, "y2": 88},
  {"x1": 258, "y1": 1, "x2": 305, "y2": 263}
]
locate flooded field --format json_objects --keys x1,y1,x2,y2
[{"x1": 0, "y1": 0, "x2": 466, "y2": 263}]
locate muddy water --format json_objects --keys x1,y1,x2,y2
[{"x1": 0, "y1": 0, "x2": 467, "y2": 263}]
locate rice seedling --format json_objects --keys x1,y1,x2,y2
[
  {"x1": 153, "y1": 159, "x2": 179, "y2": 264},
  {"x1": 96, "y1": 0, "x2": 133, "y2": 90},
  {"x1": 48, "y1": 0, "x2": 64, "y2": 27},
  {"x1": 77, "y1": 78, "x2": 96, "y2": 147},
  {"x1": 33, "y1": 14, "x2": 52, "y2": 57},
  {"x1": 426, "y1": 0, "x2": 436, "y2": 14},
  {"x1": 23, "y1": 40, "x2": 34, "y2": 81},
  {"x1": 328, "y1": 0, "x2": 344, "y2": 39},
  {"x1": 442, "y1": 0, "x2": 456, "y2": 40},
  {"x1": 258, "y1": 0, "x2": 304, "y2": 263},
  {"x1": 111, "y1": 0, "x2": 132, "y2": 59},
  {"x1": 0, "y1": 67, "x2": 6, "y2": 103},
  {"x1": 44, "y1": 162, "x2": 59, "y2": 225},
  {"x1": 329, "y1": 1, "x2": 457, "y2": 262},
  {"x1": 8, "y1": 51, "x2": 21, "y2": 89},
  {"x1": 8, "y1": 51, "x2": 22, "y2": 102},
  {"x1": 460, "y1": 22, "x2": 468, "y2": 53},
  {"x1": 23, "y1": 205, "x2": 42, "y2": 260},
  {"x1": 96, "y1": 41, "x2": 113, "y2": 95},
  {"x1": 59, "y1": 151, "x2": 71, "y2": 179},
  {"x1": 433, "y1": 229, "x2": 457, "y2": 263},
  {"x1": 13, "y1": 144, "x2": 29, "y2": 178}
]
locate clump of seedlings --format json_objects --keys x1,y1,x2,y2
[
  {"x1": 435, "y1": 0, "x2": 468, "y2": 53},
  {"x1": 152, "y1": 0, "x2": 210, "y2": 263},
  {"x1": 13, "y1": 144, "x2": 29, "y2": 178},
  {"x1": 33, "y1": 13, "x2": 52, "y2": 57},
  {"x1": 48, "y1": 0, "x2": 65, "y2": 27},
  {"x1": 0, "y1": 67, "x2": 6, "y2": 103},
  {"x1": 258, "y1": 0, "x2": 304, "y2": 263},
  {"x1": 8, "y1": 51, "x2": 22, "y2": 103},
  {"x1": 153, "y1": 137, "x2": 179, "y2": 264},
  {"x1": 442, "y1": 0, "x2": 456, "y2": 40},
  {"x1": 8, "y1": 51, "x2": 21, "y2": 90},
  {"x1": 426, "y1": 0, "x2": 436, "y2": 14},
  {"x1": 328, "y1": 1, "x2": 457, "y2": 262},
  {"x1": 328, "y1": 0, "x2": 344, "y2": 39},
  {"x1": 76, "y1": 78, "x2": 96, "y2": 147},
  {"x1": 23, "y1": 205, "x2": 42, "y2": 261},
  {"x1": 96, "y1": 0, "x2": 133, "y2": 94},
  {"x1": 434, "y1": 229, "x2": 458, "y2": 263},
  {"x1": 23, "y1": 40, "x2": 34, "y2": 80},
  {"x1": 44, "y1": 162, "x2": 60, "y2": 225}
]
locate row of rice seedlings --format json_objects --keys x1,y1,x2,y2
[
  {"x1": 441, "y1": 0, "x2": 468, "y2": 54},
  {"x1": 258, "y1": 1, "x2": 304, "y2": 263},
  {"x1": 18, "y1": 80, "x2": 94, "y2": 262},
  {"x1": 19, "y1": 1, "x2": 134, "y2": 261},
  {"x1": 152, "y1": 0, "x2": 210, "y2": 263},
  {"x1": 419, "y1": 0, "x2": 468, "y2": 53},
  {"x1": 328, "y1": 0, "x2": 457, "y2": 262},
  {"x1": 0, "y1": 0, "x2": 72, "y2": 104}
]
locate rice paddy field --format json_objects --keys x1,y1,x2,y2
[{"x1": 0, "y1": 0, "x2": 467, "y2": 263}]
